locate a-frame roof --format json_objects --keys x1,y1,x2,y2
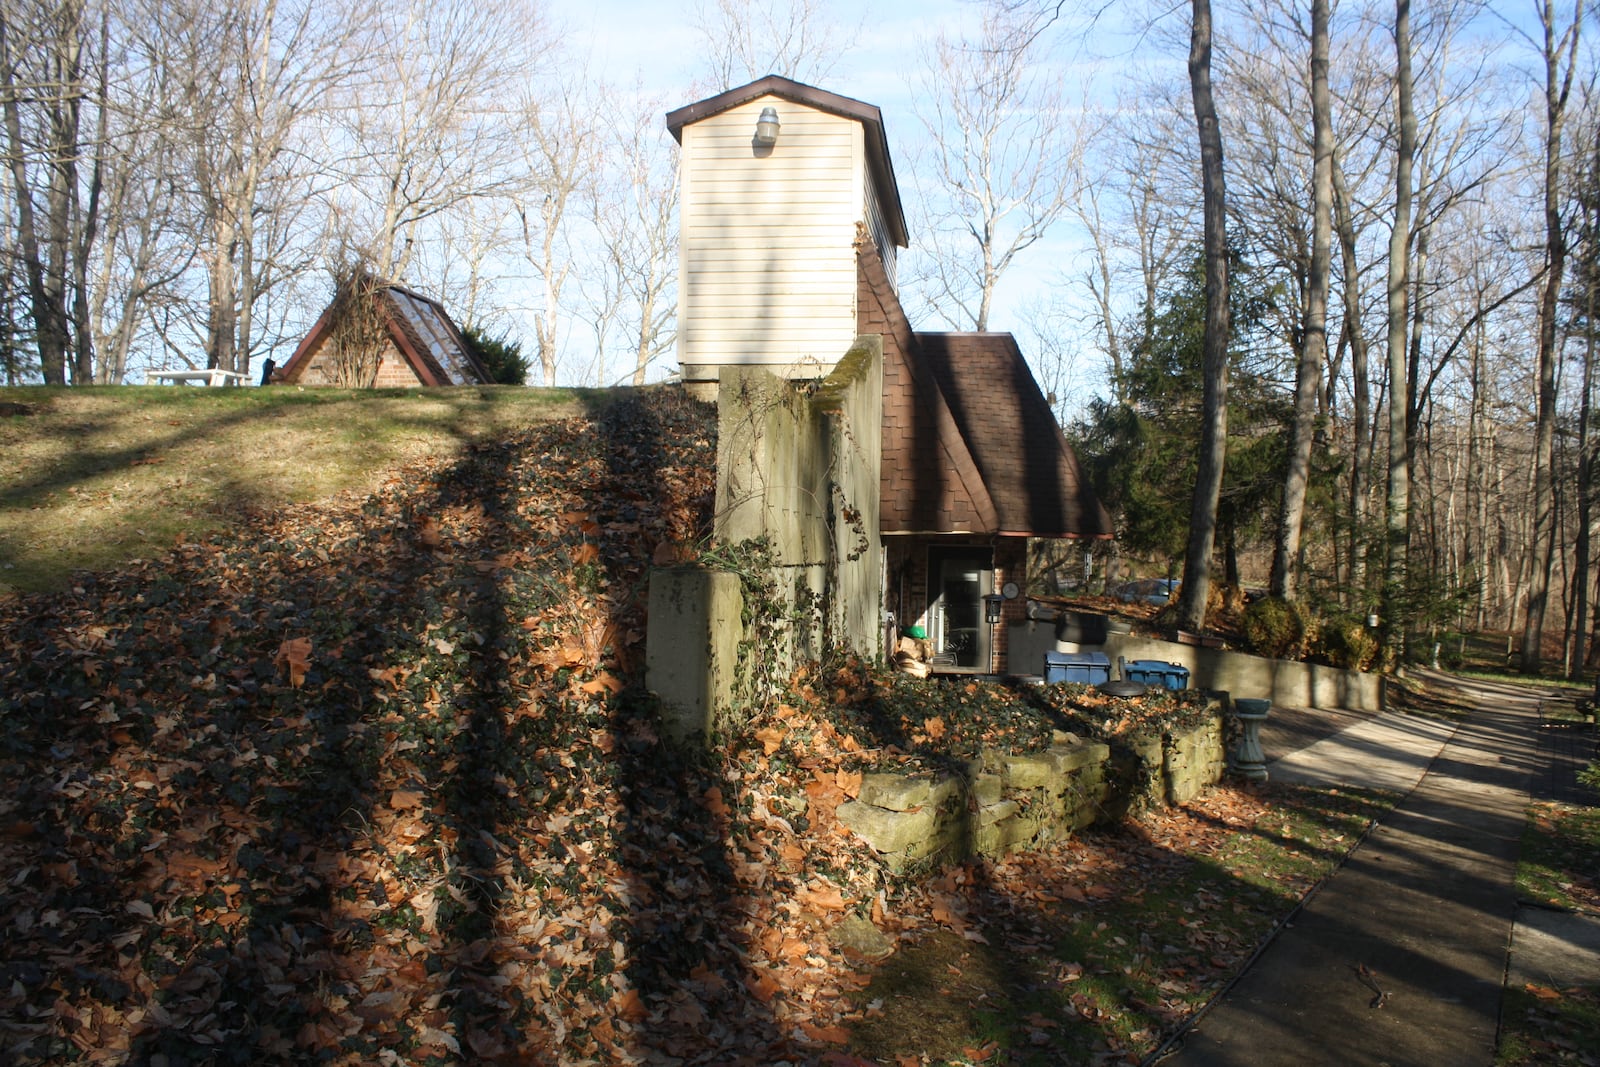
[
  {"x1": 914, "y1": 333, "x2": 1113, "y2": 539},
  {"x1": 279, "y1": 282, "x2": 488, "y2": 387},
  {"x1": 666, "y1": 75, "x2": 908, "y2": 249},
  {"x1": 860, "y1": 233, "x2": 1110, "y2": 539}
]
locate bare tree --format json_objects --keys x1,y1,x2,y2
[
  {"x1": 126, "y1": 0, "x2": 364, "y2": 377},
  {"x1": 693, "y1": 0, "x2": 854, "y2": 90},
  {"x1": 417, "y1": 198, "x2": 519, "y2": 343},
  {"x1": 1176, "y1": 0, "x2": 1232, "y2": 633},
  {"x1": 0, "y1": 0, "x2": 90, "y2": 385},
  {"x1": 328, "y1": 0, "x2": 544, "y2": 282},
  {"x1": 1518, "y1": 0, "x2": 1584, "y2": 673},
  {"x1": 910, "y1": 0, "x2": 1087, "y2": 332},
  {"x1": 86, "y1": 109, "x2": 199, "y2": 384},
  {"x1": 515, "y1": 79, "x2": 601, "y2": 387},
  {"x1": 1270, "y1": 0, "x2": 1334, "y2": 601},
  {"x1": 1379, "y1": 0, "x2": 1418, "y2": 659},
  {"x1": 1572, "y1": 116, "x2": 1599, "y2": 675},
  {"x1": 586, "y1": 86, "x2": 678, "y2": 387},
  {"x1": 1069, "y1": 93, "x2": 1198, "y2": 403}
]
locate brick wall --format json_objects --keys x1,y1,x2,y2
[
  {"x1": 295, "y1": 339, "x2": 420, "y2": 387},
  {"x1": 370, "y1": 350, "x2": 423, "y2": 388}
]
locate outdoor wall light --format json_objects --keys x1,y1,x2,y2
[
  {"x1": 983, "y1": 593, "x2": 1005, "y2": 625},
  {"x1": 754, "y1": 106, "x2": 781, "y2": 146}
]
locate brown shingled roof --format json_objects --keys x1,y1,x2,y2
[
  {"x1": 913, "y1": 333, "x2": 1112, "y2": 539},
  {"x1": 860, "y1": 232, "x2": 1109, "y2": 540},
  {"x1": 864, "y1": 238, "x2": 996, "y2": 534}
]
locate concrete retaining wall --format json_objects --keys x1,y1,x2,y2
[
  {"x1": 1007, "y1": 620, "x2": 1384, "y2": 713},
  {"x1": 835, "y1": 708, "x2": 1227, "y2": 871},
  {"x1": 646, "y1": 339, "x2": 884, "y2": 746}
]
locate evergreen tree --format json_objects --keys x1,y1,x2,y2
[
  {"x1": 461, "y1": 325, "x2": 531, "y2": 386},
  {"x1": 1070, "y1": 247, "x2": 1291, "y2": 584}
]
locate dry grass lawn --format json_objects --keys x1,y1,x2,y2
[{"x1": 0, "y1": 384, "x2": 589, "y2": 595}]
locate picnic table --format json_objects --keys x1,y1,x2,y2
[{"x1": 152, "y1": 369, "x2": 247, "y2": 387}]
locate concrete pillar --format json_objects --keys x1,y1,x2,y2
[{"x1": 645, "y1": 566, "x2": 745, "y2": 747}]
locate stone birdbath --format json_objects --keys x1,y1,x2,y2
[{"x1": 1230, "y1": 697, "x2": 1271, "y2": 781}]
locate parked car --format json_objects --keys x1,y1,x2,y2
[{"x1": 1112, "y1": 578, "x2": 1178, "y2": 605}]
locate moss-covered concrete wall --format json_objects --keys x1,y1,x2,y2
[
  {"x1": 814, "y1": 337, "x2": 883, "y2": 664},
  {"x1": 644, "y1": 567, "x2": 745, "y2": 746},
  {"x1": 646, "y1": 338, "x2": 884, "y2": 746},
  {"x1": 713, "y1": 341, "x2": 882, "y2": 664}
]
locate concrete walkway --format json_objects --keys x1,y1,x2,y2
[{"x1": 1163, "y1": 676, "x2": 1594, "y2": 1067}]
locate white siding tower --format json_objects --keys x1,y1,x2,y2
[{"x1": 667, "y1": 77, "x2": 908, "y2": 396}]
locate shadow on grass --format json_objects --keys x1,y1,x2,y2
[{"x1": 0, "y1": 386, "x2": 585, "y2": 595}]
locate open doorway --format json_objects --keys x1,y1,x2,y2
[{"x1": 927, "y1": 546, "x2": 994, "y2": 671}]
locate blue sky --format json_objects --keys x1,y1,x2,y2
[{"x1": 551, "y1": 0, "x2": 980, "y2": 114}]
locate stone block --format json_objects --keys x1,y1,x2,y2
[
  {"x1": 829, "y1": 914, "x2": 894, "y2": 960},
  {"x1": 1050, "y1": 741, "x2": 1110, "y2": 775},
  {"x1": 972, "y1": 772, "x2": 1003, "y2": 806},
  {"x1": 975, "y1": 810, "x2": 1044, "y2": 856},
  {"x1": 926, "y1": 776, "x2": 966, "y2": 813},
  {"x1": 1163, "y1": 716, "x2": 1226, "y2": 805},
  {"x1": 841, "y1": 709, "x2": 1227, "y2": 874},
  {"x1": 837, "y1": 800, "x2": 935, "y2": 855},
  {"x1": 977, "y1": 799, "x2": 1020, "y2": 827},
  {"x1": 857, "y1": 773, "x2": 931, "y2": 812},
  {"x1": 1001, "y1": 753, "x2": 1057, "y2": 790},
  {"x1": 900, "y1": 819, "x2": 966, "y2": 865}
]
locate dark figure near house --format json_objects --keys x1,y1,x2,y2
[{"x1": 259, "y1": 358, "x2": 276, "y2": 387}]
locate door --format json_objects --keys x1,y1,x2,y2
[{"x1": 928, "y1": 547, "x2": 994, "y2": 670}]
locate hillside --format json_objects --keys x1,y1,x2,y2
[
  {"x1": 1, "y1": 384, "x2": 1392, "y2": 1066},
  {"x1": 0, "y1": 387, "x2": 753, "y2": 1063}
]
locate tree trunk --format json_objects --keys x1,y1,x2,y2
[
  {"x1": 71, "y1": 13, "x2": 108, "y2": 386},
  {"x1": 1466, "y1": 308, "x2": 1491, "y2": 631},
  {"x1": 1573, "y1": 140, "x2": 1598, "y2": 679},
  {"x1": 1332, "y1": 153, "x2": 1371, "y2": 607},
  {"x1": 1405, "y1": 224, "x2": 1430, "y2": 458},
  {"x1": 1382, "y1": 0, "x2": 1417, "y2": 662},
  {"x1": 1177, "y1": 0, "x2": 1231, "y2": 634},
  {"x1": 0, "y1": 11, "x2": 73, "y2": 384},
  {"x1": 634, "y1": 286, "x2": 657, "y2": 387},
  {"x1": 1520, "y1": 0, "x2": 1582, "y2": 674},
  {"x1": 1270, "y1": 0, "x2": 1332, "y2": 602}
]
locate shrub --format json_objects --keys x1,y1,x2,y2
[
  {"x1": 1151, "y1": 581, "x2": 1233, "y2": 630},
  {"x1": 1242, "y1": 596, "x2": 1318, "y2": 661},
  {"x1": 1318, "y1": 617, "x2": 1379, "y2": 671},
  {"x1": 461, "y1": 325, "x2": 531, "y2": 385},
  {"x1": 1579, "y1": 760, "x2": 1600, "y2": 793}
]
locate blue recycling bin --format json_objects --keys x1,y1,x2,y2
[
  {"x1": 1043, "y1": 651, "x2": 1111, "y2": 685},
  {"x1": 1124, "y1": 659, "x2": 1191, "y2": 690}
]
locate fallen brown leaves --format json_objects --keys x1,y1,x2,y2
[{"x1": 0, "y1": 386, "x2": 1371, "y2": 1067}]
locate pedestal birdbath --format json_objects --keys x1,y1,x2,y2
[{"x1": 1230, "y1": 698, "x2": 1271, "y2": 781}]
